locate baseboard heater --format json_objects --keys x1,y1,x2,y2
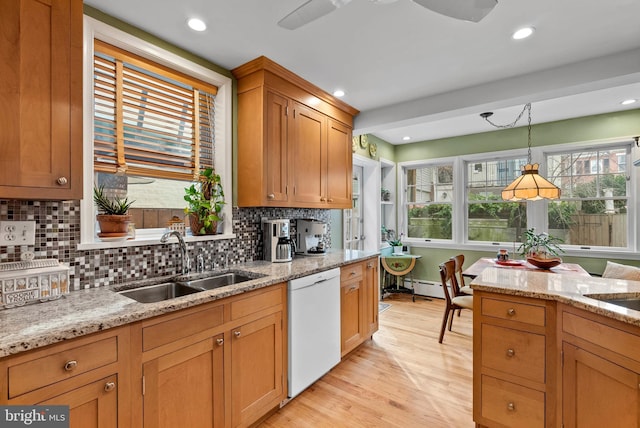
[{"x1": 404, "y1": 279, "x2": 444, "y2": 299}]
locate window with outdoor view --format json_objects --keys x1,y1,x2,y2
[
  {"x1": 546, "y1": 146, "x2": 630, "y2": 248},
  {"x1": 466, "y1": 157, "x2": 528, "y2": 243},
  {"x1": 93, "y1": 39, "x2": 218, "y2": 231},
  {"x1": 406, "y1": 164, "x2": 454, "y2": 240}
]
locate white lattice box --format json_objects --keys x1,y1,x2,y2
[{"x1": 0, "y1": 259, "x2": 70, "y2": 309}]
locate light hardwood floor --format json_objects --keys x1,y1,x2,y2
[{"x1": 261, "y1": 295, "x2": 474, "y2": 427}]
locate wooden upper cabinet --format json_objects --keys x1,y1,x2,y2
[
  {"x1": 233, "y1": 56, "x2": 358, "y2": 209},
  {"x1": 0, "y1": 0, "x2": 83, "y2": 200}
]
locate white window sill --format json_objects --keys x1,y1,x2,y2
[{"x1": 77, "y1": 228, "x2": 236, "y2": 251}]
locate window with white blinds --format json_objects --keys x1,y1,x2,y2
[{"x1": 93, "y1": 40, "x2": 218, "y2": 181}]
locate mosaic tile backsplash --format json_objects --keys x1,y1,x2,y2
[{"x1": 0, "y1": 200, "x2": 331, "y2": 291}]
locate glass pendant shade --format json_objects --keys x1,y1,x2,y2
[{"x1": 501, "y1": 163, "x2": 561, "y2": 201}]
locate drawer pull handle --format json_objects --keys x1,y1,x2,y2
[
  {"x1": 507, "y1": 308, "x2": 516, "y2": 316},
  {"x1": 506, "y1": 348, "x2": 515, "y2": 357},
  {"x1": 64, "y1": 360, "x2": 78, "y2": 371},
  {"x1": 56, "y1": 177, "x2": 68, "y2": 185},
  {"x1": 234, "y1": 331, "x2": 241, "y2": 338},
  {"x1": 367, "y1": 263, "x2": 374, "y2": 268},
  {"x1": 216, "y1": 338, "x2": 224, "y2": 346},
  {"x1": 349, "y1": 286, "x2": 357, "y2": 292},
  {"x1": 267, "y1": 193, "x2": 275, "y2": 200},
  {"x1": 104, "y1": 382, "x2": 116, "y2": 392},
  {"x1": 350, "y1": 271, "x2": 357, "y2": 276},
  {"x1": 507, "y1": 402, "x2": 515, "y2": 412}
]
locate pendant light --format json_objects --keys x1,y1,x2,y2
[{"x1": 480, "y1": 103, "x2": 561, "y2": 201}]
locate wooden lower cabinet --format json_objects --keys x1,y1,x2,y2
[
  {"x1": 230, "y1": 311, "x2": 283, "y2": 427},
  {"x1": 340, "y1": 257, "x2": 379, "y2": 357},
  {"x1": 134, "y1": 283, "x2": 287, "y2": 428},
  {"x1": 0, "y1": 327, "x2": 130, "y2": 428},
  {"x1": 142, "y1": 337, "x2": 224, "y2": 428},
  {"x1": 560, "y1": 304, "x2": 640, "y2": 428},
  {"x1": 40, "y1": 374, "x2": 119, "y2": 428},
  {"x1": 473, "y1": 291, "x2": 556, "y2": 428}
]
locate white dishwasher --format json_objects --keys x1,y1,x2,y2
[{"x1": 288, "y1": 268, "x2": 341, "y2": 398}]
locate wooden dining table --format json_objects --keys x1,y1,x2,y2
[{"x1": 462, "y1": 257, "x2": 591, "y2": 279}]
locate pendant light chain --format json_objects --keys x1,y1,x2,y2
[
  {"x1": 526, "y1": 103, "x2": 532, "y2": 165},
  {"x1": 481, "y1": 103, "x2": 533, "y2": 164}
]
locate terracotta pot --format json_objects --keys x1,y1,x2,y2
[
  {"x1": 189, "y1": 214, "x2": 217, "y2": 235},
  {"x1": 96, "y1": 214, "x2": 131, "y2": 235}
]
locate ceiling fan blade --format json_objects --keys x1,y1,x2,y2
[
  {"x1": 278, "y1": 0, "x2": 352, "y2": 30},
  {"x1": 412, "y1": 0, "x2": 498, "y2": 22}
]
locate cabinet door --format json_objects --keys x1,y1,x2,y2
[
  {"x1": 364, "y1": 258, "x2": 379, "y2": 337},
  {"x1": 326, "y1": 119, "x2": 353, "y2": 208},
  {"x1": 231, "y1": 311, "x2": 284, "y2": 427},
  {"x1": 143, "y1": 336, "x2": 224, "y2": 428},
  {"x1": 0, "y1": 0, "x2": 82, "y2": 199},
  {"x1": 264, "y1": 91, "x2": 289, "y2": 204},
  {"x1": 341, "y1": 277, "x2": 364, "y2": 356},
  {"x1": 562, "y1": 342, "x2": 640, "y2": 428},
  {"x1": 290, "y1": 102, "x2": 326, "y2": 205},
  {"x1": 39, "y1": 375, "x2": 118, "y2": 428}
]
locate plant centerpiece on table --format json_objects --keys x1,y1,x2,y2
[
  {"x1": 93, "y1": 185, "x2": 134, "y2": 237},
  {"x1": 518, "y1": 228, "x2": 564, "y2": 269},
  {"x1": 184, "y1": 167, "x2": 225, "y2": 235},
  {"x1": 382, "y1": 226, "x2": 404, "y2": 254}
]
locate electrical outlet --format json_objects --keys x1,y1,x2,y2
[{"x1": 0, "y1": 221, "x2": 36, "y2": 246}]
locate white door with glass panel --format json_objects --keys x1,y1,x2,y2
[{"x1": 344, "y1": 166, "x2": 364, "y2": 250}]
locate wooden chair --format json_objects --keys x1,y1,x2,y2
[
  {"x1": 450, "y1": 254, "x2": 473, "y2": 296},
  {"x1": 438, "y1": 259, "x2": 473, "y2": 343}
]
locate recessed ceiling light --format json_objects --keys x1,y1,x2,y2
[
  {"x1": 512, "y1": 26, "x2": 535, "y2": 40},
  {"x1": 333, "y1": 89, "x2": 345, "y2": 98},
  {"x1": 621, "y1": 99, "x2": 637, "y2": 105},
  {"x1": 187, "y1": 18, "x2": 207, "y2": 32},
  {"x1": 402, "y1": 136, "x2": 411, "y2": 141}
]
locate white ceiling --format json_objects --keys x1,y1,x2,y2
[{"x1": 84, "y1": 0, "x2": 640, "y2": 144}]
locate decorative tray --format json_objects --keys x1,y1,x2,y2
[{"x1": 495, "y1": 259, "x2": 525, "y2": 267}]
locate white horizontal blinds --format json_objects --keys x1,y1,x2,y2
[{"x1": 93, "y1": 40, "x2": 217, "y2": 181}]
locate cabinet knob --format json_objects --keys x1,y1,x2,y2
[
  {"x1": 328, "y1": 198, "x2": 334, "y2": 202},
  {"x1": 507, "y1": 308, "x2": 516, "y2": 316},
  {"x1": 507, "y1": 402, "x2": 516, "y2": 412},
  {"x1": 216, "y1": 338, "x2": 224, "y2": 346},
  {"x1": 320, "y1": 197, "x2": 326, "y2": 202},
  {"x1": 367, "y1": 263, "x2": 374, "y2": 268},
  {"x1": 104, "y1": 382, "x2": 116, "y2": 392},
  {"x1": 349, "y1": 286, "x2": 357, "y2": 292},
  {"x1": 64, "y1": 360, "x2": 78, "y2": 371},
  {"x1": 506, "y1": 348, "x2": 515, "y2": 358},
  {"x1": 234, "y1": 331, "x2": 241, "y2": 338},
  {"x1": 267, "y1": 193, "x2": 275, "y2": 200},
  {"x1": 56, "y1": 177, "x2": 68, "y2": 185}
]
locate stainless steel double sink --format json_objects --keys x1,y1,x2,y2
[{"x1": 118, "y1": 271, "x2": 261, "y2": 303}]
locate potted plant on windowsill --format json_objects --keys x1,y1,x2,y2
[
  {"x1": 384, "y1": 228, "x2": 404, "y2": 255},
  {"x1": 518, "y1": 228, "x2": 564, "y2": 269},
  {"x1": 93, "y1": 185, "x2": 134, "y2": 238},
  {"x1": 184, "y1": 167, "x2": 225, "y2": 235}
]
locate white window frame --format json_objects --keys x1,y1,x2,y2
[
  {"x1": 398, "y1": 137, "x2": 639, "y2": 260},
  {"x1": 79, "y1": 16, "x2": 234, "y2": 250}
]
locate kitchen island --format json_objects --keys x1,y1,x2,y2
[
  {"x1": 471, "y1": 267, "x2": 640, "y2": 428},
  {"x1": 0, "y1": 249, "x2": 378, "y2": 428}
]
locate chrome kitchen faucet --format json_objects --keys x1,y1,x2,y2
[{"x1": 160, "y1": 231, "x2": 190, "y2": 275}]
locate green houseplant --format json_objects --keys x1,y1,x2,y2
[
  {"x1": 93, "y1": 185, "x2": 134, "y2": 236},
  {"x1": 518, "y1": 228, "x2": 564, "y2": 268},
  {"x1": 184, "y1": 167, "x2": 225, "y2": 235}
]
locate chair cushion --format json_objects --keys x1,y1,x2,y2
[
  {"x1": 459, "y1": 286, "x2": 474, "y2": 295},
  {"x1": 452, "y1": 295, "x2": 474, "y2": 310},
  {"x1": 602, "y1": 261, "x2": 640, "y2": 281}
]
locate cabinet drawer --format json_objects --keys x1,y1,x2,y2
[
  {"x1": 481, "y1": 375, "x2": 544, "y2": 428},
  {"x1": 8, "y1": 337, "x2": 118, "y2": 398},
  {"x1": 231, "y1": 285, "x2": 283, "y2": 321},
  {"x1": 482, "y1": 324, "x2": 546, "y2": 384},
  {"x1": 482, "y1": 297, "x2": 545, "y2": 327},
  {"x1": 143, "y1": 304, "x2": 224, "y2": 351},
  {"x1": 341, "y1": 263, "x2": 363, "y2": 281}
]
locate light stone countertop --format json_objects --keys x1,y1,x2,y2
[
  {"x1": 0, "y1": 249, "x2": 378, "y2": 358},
  {"x1": 470, "y1": 267, "x2": 640, "y2": 327}
]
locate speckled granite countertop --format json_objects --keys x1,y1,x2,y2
[
  {"x1": 471, "y1": 267, "x2": 640, "y2": 327},
  {"x1": 0, "y1": 250, "x2": 378, "y2": 358}
]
